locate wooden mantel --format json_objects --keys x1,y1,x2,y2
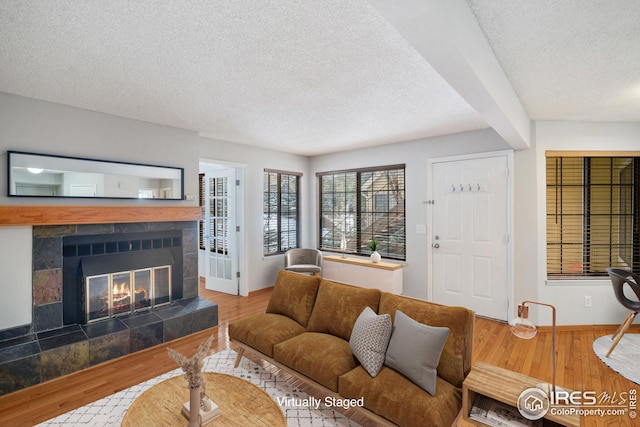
[{"x1": 0, "y1": 205, "x2": 202, "y2": 226}]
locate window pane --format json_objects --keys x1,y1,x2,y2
[
  {"x1": 263, "y1": 170, "x2": 300, "y2": 255},
  {"x1": 318, "y1": 165, "x2": 405, "y2": 260}
]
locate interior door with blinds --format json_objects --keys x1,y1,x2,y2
[{"x1": 202, "y1": 168, "x2": 238, "y2": 295}]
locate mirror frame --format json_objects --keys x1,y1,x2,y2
[{"x1": 7, "y1": 150, "x2": 184, "y2": 200}]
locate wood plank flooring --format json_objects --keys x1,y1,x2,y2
[{"x1": 0, "y1": 283, "x2": 635, "y2": 427}]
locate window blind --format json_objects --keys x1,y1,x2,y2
[
  {"x1": 198, "y1": 173, "x2": 205, "y2": 250},
  {"x1": 263, "y1": 170, "x2": 301, "y2": 255},
  {"x1": 546, "y1": 155, "x2": 639, "y2": 277}
]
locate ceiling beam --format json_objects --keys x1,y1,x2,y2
[{"x1": 368, "y1": 0, "x2": 531, "y2": 150}]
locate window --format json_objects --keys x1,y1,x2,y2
[
  {"x1": 546, "y1": 153, "x2": 640, "y2": 277},
  {"x1": 199, "y1": 173, "x2": 230, "y2": 254},
  {"x1": 317, "y1": 165, "x2": 405, "y2": 260},
  {"x1": 263, "y1": 170, "x2": 301, "y2": 255},
  {"x1": 199, "y1": 173, "x2": 205, "y2": 250}
]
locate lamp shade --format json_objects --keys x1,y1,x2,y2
[{"x1": 509, "y1": 316, "x2": 537, "y2": 339}]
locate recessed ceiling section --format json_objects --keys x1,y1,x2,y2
[{"x1": 0, "y1": 0, "x2": 488, "y2": 156}]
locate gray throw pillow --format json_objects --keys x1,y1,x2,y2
[
  {"x1": 384, "y1": 310, "x2": 450, "y2": 396},
  {"x1": 349, "y1": 307, "x2": 393, "y2": 377}
]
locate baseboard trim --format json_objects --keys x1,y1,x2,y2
[
  {"x1": 475, "y1": 315, "x2": 640, "y2": 333},
  {"x1": 538, "y1": 324, "x2": 640, "y2": 332}
]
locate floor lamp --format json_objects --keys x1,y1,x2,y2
[{"x1": 509, "y1": 301, "x2": 557, "y2": 397}]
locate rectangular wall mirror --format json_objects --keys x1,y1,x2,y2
[{"x1": 8, "y1": 151, "x2": 184, "y2": 200}]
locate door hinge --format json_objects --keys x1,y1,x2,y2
[
  {"x1": 236, "y1": 226, "x2": 240, "y2": 232},
  {"x1": 236, "y1": 179, "x2": 240, "y2": 186},
  {"x1": 505, "y1": 168, "x2": 510, "y2": 178},
  {"x1": 236, "y1": 271, "x2": 241, "y2": 278}
]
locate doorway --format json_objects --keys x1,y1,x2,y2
[
  {"x1": 198, "y1": 161, "x2": 244, "y2": 295},
  {"x1": 429, "y1": 152, "x2": 512, "y2": 321}
]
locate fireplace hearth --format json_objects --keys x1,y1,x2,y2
[{"x1": 0, "y1": 221, "x2": 218, "y2": 396}]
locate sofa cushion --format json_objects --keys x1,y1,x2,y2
[
  {"x1": 229, "y1": 313, "x2": 305, "y2": 358},
  {"x1": 306, "y1": 279, "x2": 381, "y2": 341},
  {"x1": 339, "y1": 365, "x2": 462, "y2": 427},
  {"x1": 384, "y1": 310, "x2": 450, "y2": 395},
  {"x1": 349, "y1": 307, "x2": 392, "y2": 377},
  {"x1": 378, "y1": 292, "x2": 474, "y2": 388},
  {"x1": 273, "y1": 332, "x2": 357, "y2": 391},
  {"x1": 266, "y1": 269, "x2": 321, "y2": 327}
]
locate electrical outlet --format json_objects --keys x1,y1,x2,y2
[{"x1": 585, "y1": 296, "x2": 592, "y2": 308}]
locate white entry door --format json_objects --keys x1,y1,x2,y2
[
  {"x1": 431, "y1": 154, "x2": 510, "y2": 321},
  {"x1": 203, "y1": 168, "x2": 238, "y2": 295}
]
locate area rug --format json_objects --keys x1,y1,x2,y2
[
  {"x1": 36, "y1": 349, "x2": 361, "y2": 427},
  {"x1": 593, "y1": 334, "x2": 640, "y2": 385}
]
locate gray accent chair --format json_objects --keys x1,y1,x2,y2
[{"x1": 284, "y1": 248, "x2": 323, "y2": 276}]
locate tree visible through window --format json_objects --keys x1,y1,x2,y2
[
  {"x1": 263, "y1": 170, "x2": 301, "y2": 255},
  {"x1": 317, "y1": 165, "x2": 405, "y2": 260},
  {"x1": 546, "y1": 154, "x2": 639, "y2": 277}
]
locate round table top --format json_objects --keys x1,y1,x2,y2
[{"x1": 121, "y1": 372, "x2": 286, "y2": 427}]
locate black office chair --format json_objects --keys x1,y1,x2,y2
[{"x1": 605, "y1": 268, "x2": 640, "y2": 357}]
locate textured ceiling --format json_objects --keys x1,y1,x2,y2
[
  {"x1": 0, "y1": 1, "x2": 638, "y2": 156},
  {"x1": 467, "y1": 0, "x2": 640, "y2": 122}
]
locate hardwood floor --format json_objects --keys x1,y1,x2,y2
[
  {"x1": 0, "y1": 283, "x2": 635, "y2": 427},
  {"x1": 469, "y1": 317, "x2": 637, "y2": 427}
]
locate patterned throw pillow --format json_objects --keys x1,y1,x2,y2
[{"x1": 349, "y1": 307, "x2": 393, "y2": 377}]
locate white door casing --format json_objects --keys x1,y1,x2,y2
[{"x1": 430, "y1": 153, "x2": 512, "y2": 321}]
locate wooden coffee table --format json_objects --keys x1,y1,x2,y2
[{"x1": 121, "y1": 372, "x2": 286, "y2": 426}]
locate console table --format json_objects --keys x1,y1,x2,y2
[
  {"x1": 323, "y1": 255, "x2": 403, "y2": 294},
  {"x1": 121, "y1": 372, "x2": 286, "y2": 426}
]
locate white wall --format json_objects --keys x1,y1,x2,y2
[
  {"x1": 3, "y1": 91, "x2": 637, "y2": 327},
  {"x1": 0, "y1": 92, "x2": 201, "y2": 206},
  {"x1": 514, "y1": 121, "x2": 640, "y2": 326},
  {"x1": 310, "y1": 128, "x2": 510, "y2": 299},
  {"x1": 0, "y1": 92, "x2": 312, "y2": 311},
  {"x1": 0, "y1": 92, "x2": 202, "y2": 330},
  {"x1": 0, "y1": 227, "x2": 32, "y2": 330}
]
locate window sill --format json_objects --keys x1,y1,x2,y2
[
  {"x1": 324, "y1": 255, "x2": 403, "y2": 271},
  {"x1": 546, "y1": 278, "x2": 610, "y2": 287}
]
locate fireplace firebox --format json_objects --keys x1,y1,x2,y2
[
  {"x1": 85, "y1": 265, "x2": 171, "y2": 323},
  {"x1": 63, "y1": 230, "x2": 183, "y2": 325}
]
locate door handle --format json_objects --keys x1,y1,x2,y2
[{"x1": 433, "y1": 243, "x2": 440, "y2": 249}]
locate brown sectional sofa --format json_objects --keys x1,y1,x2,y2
[{"x1": 229, "y1": 270, "x2": 474, "y2": 427}]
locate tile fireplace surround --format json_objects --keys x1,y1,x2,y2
[{"x1": 0, "y1": 207, "x2": 218, "y2": 396}]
